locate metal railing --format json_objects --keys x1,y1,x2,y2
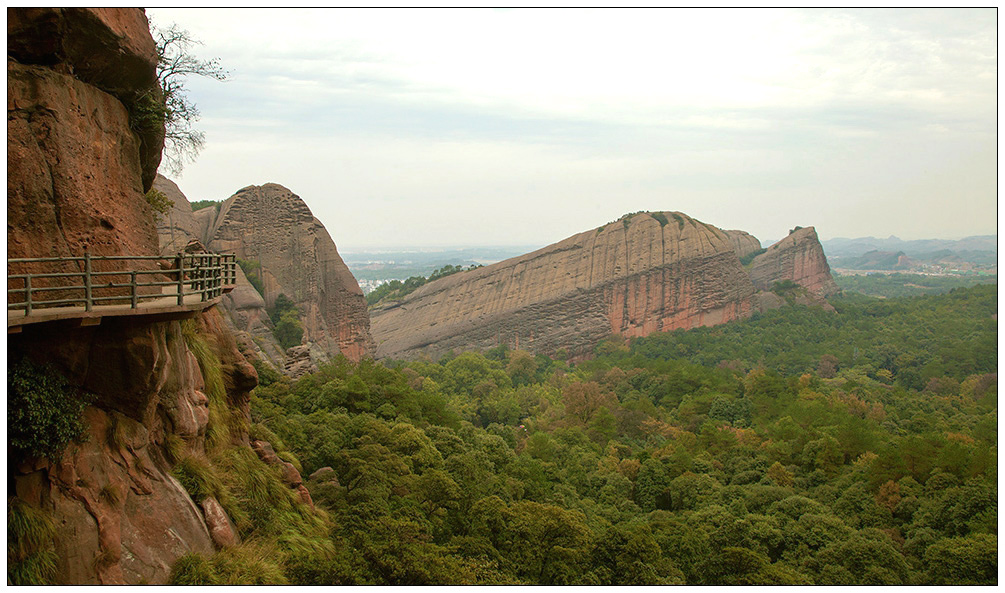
[{"x1": 8, "y1": 251, "x2": 237, "y2": 316}]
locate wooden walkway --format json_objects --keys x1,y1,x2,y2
[{"x1": 8, "y1": 252, "x2": 237, "y2": 333}]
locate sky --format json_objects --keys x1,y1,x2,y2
[{"x1": 146, "y1": 8, "x2": 997, "y2": 250}]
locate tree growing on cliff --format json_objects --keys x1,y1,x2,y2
[{"x1": 152, "y1": 23, "x2": 228, "y2": 175}]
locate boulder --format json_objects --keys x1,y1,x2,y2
[{"x1": 200, "y1": 497, "x2": 239, "y2": 549}]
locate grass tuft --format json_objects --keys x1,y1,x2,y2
[{"x1": 7, "y1": 497, "x2": 57, "y2": 585}]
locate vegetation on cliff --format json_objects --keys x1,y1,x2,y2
[
  {"x1": 213, "y1": 284, "x2": 997, "y2": 585},
  {"x1": 366, "y1": 264, "x2": 483, "y2": 307}
]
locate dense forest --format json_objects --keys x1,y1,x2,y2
[{"x1": 164, "y1": 284, "x2": 996, "y2": 585}]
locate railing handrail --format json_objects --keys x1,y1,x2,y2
[{"x1": 8, "y1": 251, "x2": 238, "y2": 317}]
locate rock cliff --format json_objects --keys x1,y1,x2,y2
[
  {"x1": 200, "y1": 183, "x2": 374, "y2": 362},
  {"x1": 152, "y1": 175, "x2": 286, "y2": 370},
  {"x1": 748, "y1": 226, "x2": 840, "y2": 297},
  {"x1": 371, "y1": 214, "x2": 840, "y2": 361},
  {"x1": 722, "y1": 229, "x2": 762, "y2": 260},
  {"x1": 371, "y1": 212, "x2": 757, "y2": 360},
  {"x1": 6, "y1": 9, "x2": 278, "y2": 585}
]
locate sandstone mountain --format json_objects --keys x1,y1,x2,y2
[
  {"x1": 371, "y1": 212, "x2": 759, "y2": 360},
  {"x1": 152, "y1": 175, "x2": 286, "y2": 370},
  {"x1": 370, "y1": 213, "x2": 839, "y2": 361},
  {"x1": 152, "y1": 176, "x2": 373, "y2": 367},
  {"x1": 198, "y1": 183, "x2": 374, "y2": 362},
  {"x1": 748, "y1": 226, "x2": 839, "y2": 297}
]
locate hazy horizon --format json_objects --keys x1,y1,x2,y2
[{"x1": 148, "y1": 8, "x2": 997, "y2": 251}]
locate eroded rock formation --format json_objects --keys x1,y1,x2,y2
[
  {"x1": 7, "y1": 9, "x2": 262, "y2": 585},
  {"x1": 748, "y1": 226, "x2": 840, "y2": 297},
  {"x1": 371, "y1": 212, "x2": 758, "y2": 360},
  {"x1": 371, "y1": 214, "x2": 840, "y2": 361},
  {"x1": 200, "y1": 183, "x2": 374, "y2": 362},
  {"x1": 153, "y1": 175, "x2": 286, "y2": 370}
]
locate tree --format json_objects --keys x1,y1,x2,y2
[{"x1": 151, "y1": 23, "x2": 228, "y2": 175}]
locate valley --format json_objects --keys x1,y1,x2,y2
[{"x1": 6, "y1": 7, "x2": 997, "y2": 587}]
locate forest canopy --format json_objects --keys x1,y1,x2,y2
[{"x1": 172, "y1": 284, "x2": 997, "y2": 585}]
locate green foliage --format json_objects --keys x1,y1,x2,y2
[
  {"x1": 169, "y1": 553, "x2": 219, "y2": 585},
  {"x1": 144, "y1": 188, "x2": 174, "y2": 221},
  {"x1": 189, "y1": 199, "x2": 220, "y2": 212},
  {"x1": 835, "y1": 272, "x2": 997, "y2": 299},
  {"x1": 252, "y1": 358, "x2": 283, "y2": 387},
  {"x1": 274, "y1": 312, "x2": 304, "y2": 350},
  {"x1": 237, "y1": 284, "x2": 996, "y2": 585},
  {"x1": 172, "y1": 455, "x2": 225, "y2": 502},
  {"x1": 269, "y1": 294, "x2": 304, "y2": 350},
  {"x1": 8, "y1": 358, "x2": 90, "y2": 461},
  {"x1": 181, "y1": 319, "x2": 238, "y2": 452},
  {"x1": 651, "y1": 212, "x2": 670, "y2": 227},
  {"x1": 739, "y1": 248, "x2": 768, "y2": 266},
  {"x1": 7, "y1": 498, "x2": 57, "y2": 585},
  {"x1": 366, "y1": 264, "x2": 482, "y2": 306},
  {"x1": 237, "y1": 259, "x2": 265, "y2": 297}
]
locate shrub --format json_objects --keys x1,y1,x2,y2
[
  {"x1": 237, "y1": 259, "x2": 265, "y2": 297},
  {"x1": 190, "y1": 199, "x2": 220, "y2": 212},
  {"x1": 274, "y1": 311, "x2": 304, "y2": 350},
  {"x1": 144, "y1": 188, "x2": 174, "y2": 221},
  {"x1": 252, "y1": 359, "x2": 283, "y2": 387},
  {"x1": 8, "y1": 358, "x2": 90, "y2": 461}
]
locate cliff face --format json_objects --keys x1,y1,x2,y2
[
  {"x1": 152, "y1": 175, "x2": 287, "y2": 370},
  {"x1": 749, "y1": 226, "x2": 840, "y2": 297},
  {"x1": 11, "y1": 311, "x2": 257, "y2": 584},
  {"x1": 723, "y1": 229, "x2": 763, "y2": 260},
  {"x1": 7, "y1": 9, "x2": 263, "y2": 585},
  {"x1": 201, "y1": 183, "x2": 374, "y2": 362},
  {"x1": 371, "y1": 212, "x2": 757, "y2": 360}
]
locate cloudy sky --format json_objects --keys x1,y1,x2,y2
[{"x1": 146, "y1": 8, "x2": 997, "y2": 250}]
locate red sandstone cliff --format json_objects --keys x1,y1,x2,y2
[
  {"x1": 152, "y1": 175, "x2": 287, "y2": 371},
  {"x1": 370, "y1": 212, "x2": 757, "y2": 360},
  {"x1": 199, "y1": 183, "x2": 374, "y2": 362},
  {"x1": 748, "y1": 226, "x2": 840, "y2": 297},
  {"x1": 6, "y1": 9, "x2": 283, "y2": 585}
]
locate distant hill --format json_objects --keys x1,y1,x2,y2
[
  {"x1": 823, "y1": 235, "x2": 997, "y2": 272},
  {"x1": 823, "y1": 235, "x2": 997, "y2": 256}
]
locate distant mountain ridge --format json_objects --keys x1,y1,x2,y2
[
  {"x1": 822, "y1": 235, "x2": 997, "y2": 257},
  {"x1": 822, "y1": 235, "x2": 997, "y2": 272}
]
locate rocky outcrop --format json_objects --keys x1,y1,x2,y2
[
  {"x1": 8, "y1": 8, "x2": 164, "y2": 309},
  {"x1": 723, "y1": 229, "x2": 763, "y2": 260},
  {"x1": 371, "y1": 212, "x2": 757, "y2": 360},
  {"x1": 7, "y1": 7, "x2": 164, "y2": 191},
  {"x1": 748, "y1": 226, "x2": 840, "y2": 297},
  {"x1": 371, "y1": 214, "x2": 841, "y2": 361},
  {"x1": 153, "y1": 175, "x2": 202, "y2": 255},
  {"x1": 10, "y1": 308, "x2": 257, "y2": 584},
  {"x1": 201, "y1": 183, "x2": 374, "y2": 362},
  {"x1": 7, "y1": 9, "x2": 270, "y2": 585},
  {"x1": 152, "y1": 175, "x2": 286, "y2": 371}
]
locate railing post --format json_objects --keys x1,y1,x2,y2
[
  {"x1": 83, "y1": 246, "x2": 92, "y2": 312},
  {"x1": 176, "y1": 252, "x2": 185, "y2": 305},
  {"x1": 130, "y1": 271, "x2": 138, "y2": 308},
  {"x1": 198, "y1": 256, "x2": 206, "y2": 302},
  {"x1": 25, "y1": 275, "x2": 32, "y2": 317}
]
